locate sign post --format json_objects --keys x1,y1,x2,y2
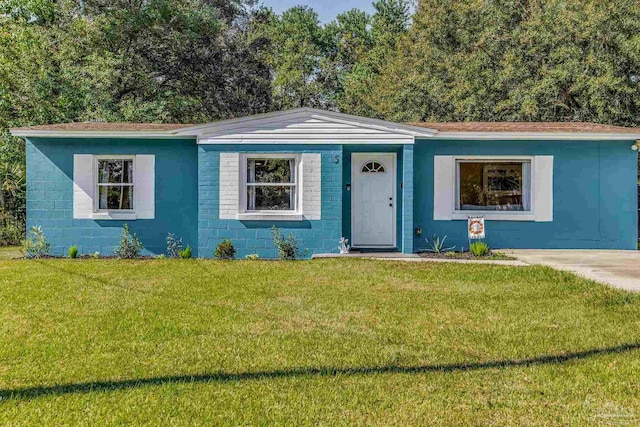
[{"x1": 467, "y1": 216, "x2": 485, "y2": 250}]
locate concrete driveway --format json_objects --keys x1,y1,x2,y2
[{"x1": 505, "y1": 250, "x2": 640, "y2": 292}]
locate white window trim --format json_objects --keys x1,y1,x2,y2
[
  {"x1": 452, "y1": 155, "x2": 536, "y2": 221},
  {"x1": 238, "y1": 153, "x2": 303, "y2": 221},
  {"x1": 92, "y1": 155, "x2": 137, "y2": 220}
]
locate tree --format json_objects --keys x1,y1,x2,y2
[
  {"x1": 337, "y1": 0, "x2": 412, "y2": 116},
  {"x1": 250, "y1": 6, "x2": 332, "y2": 109},
  {"x1": 367, "y1": 0, "x2": 640, "y2": 124}
]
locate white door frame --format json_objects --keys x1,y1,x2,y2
[{"x1": 350, "y1": 152, "x2": 397, "y2": 248}]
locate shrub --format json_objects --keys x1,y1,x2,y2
[
  {"x1": 245, "y1": 254, "x2": 260, "y2": 260},
  {"x1": 179, "y1": 245, "x2": 192, "y2": 259},
  {"x1": 68, "y1": 246, "x2": 78, "y2": 258},
  {"x1": 114, "y1": 224, "x2": 143, "y2": 259},
  {"x1": 214, "y1": 239, "x2": 236, "y2": 260},
  {"x1": 23, "y1": 226, "x2": 50, "y2": 258},
  {"x1": 424, "y1": 235, "x2": 455, "y2": 253},
  {"x1": 0, "y1": 210, "x2": 25, "y2": 246},
  {"x1": 271, "y1": 226, "x2": 307, "y2": 260},
  {"x1": 470, "y1": 241, "x2": 490, "y2": 257},
  {"x1": 166, "y1": 233, "x2": 183, "y2": 258},
  {"x1": 92, "y1": 251, "x2": 100, "y2": 259}
]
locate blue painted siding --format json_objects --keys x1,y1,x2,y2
[
  {"x1": 198, "y1": 144, "x2": 342, "y2": 259},
  {"x1": 401, "y1": 144, "x2": 414, "y2": 253},
  {"x1": 26, "y1": 137, "x2": 199, "y2": 256},
  {"x1": 413, "y1": 139, "x2": 638, "y2": 250}
]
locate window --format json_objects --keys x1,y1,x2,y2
[
  {"x1": 361, "y1": 161, "x2": 385, "y2": 173},
  {"x1": 456, "y1": 160, "x2": 531, "y2": 212},
  {"x1": 245, "y1": 157, "x2": 297, "y2": 211},
  {"x1": 97, "y1": 158, "x2": 134, "y2": 210}
]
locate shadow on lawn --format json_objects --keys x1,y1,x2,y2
[{"x1": 1, "y1": 342, "x2": 639, "y2": 401}]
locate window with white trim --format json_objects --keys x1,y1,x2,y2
[
  {"x1": 244, "y1": 157, "x2": 298, "y2": 212},
  {"x1": 456, "y1": 160, "x2": 531, "y2": 212},
  {"x1": 96, "y1": 157, "x2": 134, "y2": 211}
]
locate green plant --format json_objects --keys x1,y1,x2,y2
[
  {"x1": 166, "y1": 233, "x2": 183, "y2": 258},
  {"x1": 424, "y1": 235, "x2": 455, "y2": 253},
  {"x1": 92, "y1": 252, "x2": 100, "y2": 259},
  {"x1": 114, "y1": 224, "x2": 143, "y2": 259},
  {"x1": 245, "y1": 254, "x2": 260, "y2": 260},
  {"x1": 214, "y1": 239, "x2": 236, "y2": 260},
  {"x1": 470, "y1": 241, "x2": 490, "y2": 257},
  {"x1": 23, "y1": 226, "x2": 50, "y2": 258},
  {"x1": 271, "y1": 226, "x2": 307, "y2": 260},
  {"x1": 68, "y1": 245, "x2": 78, "y2": 258},
  {"x1": 179, "y1": 245, "x2": 192, "y2": 259},
  {"x1": 0, "y1": 210, "x2": 23, "y2": 246}
]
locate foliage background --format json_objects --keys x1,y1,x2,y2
[{"x1": 1, "y1": 0, "x2": 639, "y2": 243}]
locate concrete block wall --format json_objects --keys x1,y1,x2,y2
[
  {"x1": 198, "y1": 144, "x2": 343, "y2": 259},
  {"x1": 26, "y1": 137, "x2": 199, "y2": 256}
]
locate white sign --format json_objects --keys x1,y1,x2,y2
[{"x1": 468, "y1": 216, "x2": 485, "y2": 240}]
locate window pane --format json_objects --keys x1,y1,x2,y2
[
  {"x1": 98, "y1": 186, "x2": 133, "y2": 210},
  {"x1": 248, "y1": 186, "x2": 294, "y2": 211},
  {"x1": 459, "y1": 162, "x2": 528, "y2": 211},
  {"x1": 248, "y1": 159, "x2": 293, "y2": 183},
  {"x1": 98, "y1": 159, "x2": 133, "y2": 184}
]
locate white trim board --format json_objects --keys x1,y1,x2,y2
[{"x1": 433, "y1": 155, "x2": 553, "y2": 222}]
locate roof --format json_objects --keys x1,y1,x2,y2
[
  {"x1": 177, "y1": 108, "x2": 434, "y2": 145},
  {"x1": 10, "y1": 122, "x2": 192, "y2": 132},
  {"x1": 409, "y1": 121, "x2": 640, "y2": 134},
  {"x1": 9, "y1": 111, "x2": 640, "y2": 141}
]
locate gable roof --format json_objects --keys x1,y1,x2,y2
[{"x1": 176, "y1": 108, "x2": 436, "y2": 144}]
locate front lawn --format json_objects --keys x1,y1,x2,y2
[
  {"x1": 0, "y1": 246, "x2": 22, "y2": 260},
  {"x1": 0, "y1": 259, "x2": 639, "y2": 426}
]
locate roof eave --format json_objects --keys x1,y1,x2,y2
[
  {"x1": 9, "y1": 129, "x2": 196, "y2": 139},
  {"x1": 430, "y1": 132, "x2": 640, "y2": 140}
]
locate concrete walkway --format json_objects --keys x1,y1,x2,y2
[
  {"x1": 504, "y1": 249, "x2": 640, "y2": 292},
  {"x1": 312, "y1": 252, "x2": 528, "y2": 266}
]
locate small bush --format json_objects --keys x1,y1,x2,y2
[
  {"x1": 470, "y1": 241, "x2": 490, "y2": 257},
  {"x1": 245, "y1": 254, "x2": 260, "y2": 260},
  {"x1": 179, "y1": 245, "x2": 192, "y2": 259},
  {"x1": 271, "y1": 226, "x2": 307, "y2": 260},
  {"x1": 68, "y1": 246, "x2": 78, "y2": 258},
  {"x1": 23, "y1": 226, "x2": 50, "y2": 258},
  {"x1": 215, "y1": 239, "x2": 236, "y2": 260},
  {"x1": 424, "y1": 235, "x2": 455, "y2": 253},
  {"x1": 114, "y1": 224, "x2": 143, "y2": 259},
  {"x1": 166, "y1": 233, "x2": 183, "y2": 258},
  {"x1": 92, "y1": 251, "x2": 100, "y2": 259},
  {"x1": 0, "y1": 210, "x2": 25, "y2": 246}
]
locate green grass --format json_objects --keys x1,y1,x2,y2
[
  {"x1": 1, "y1": 259, "x2": 639, "y2": 426},
  {"x1": 0, "y1": 246, "x2": 22, "y2": 260}
]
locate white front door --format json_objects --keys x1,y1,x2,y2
[{"x1": 351, "y1": 153, "x2": 396, "y2": 247}]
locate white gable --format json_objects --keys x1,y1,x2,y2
[{"x1": 175, "y1": 108, "x2": 435, "y2": 145}]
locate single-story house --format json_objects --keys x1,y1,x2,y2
[{"x1": 10, "y1": 108, "x2": 639, "y2": 258}]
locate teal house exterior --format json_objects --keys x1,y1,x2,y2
[{"x1": 11, "y1": 108, "x2": 639, "y2": 258}]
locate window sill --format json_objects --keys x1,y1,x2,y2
[
  {"x1": 451, "y1": 212, "x2": 535, "y2": 221},
  {"x1": 237, "y1": 212, "x2": 304, "y2": 221},
  {"x1": 92, "y1": 212, "x2": 137, "y2": 220}
]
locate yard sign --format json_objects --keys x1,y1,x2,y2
[{"x1": 468, "y1": 216, "x2": 485, "y2": 240}]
